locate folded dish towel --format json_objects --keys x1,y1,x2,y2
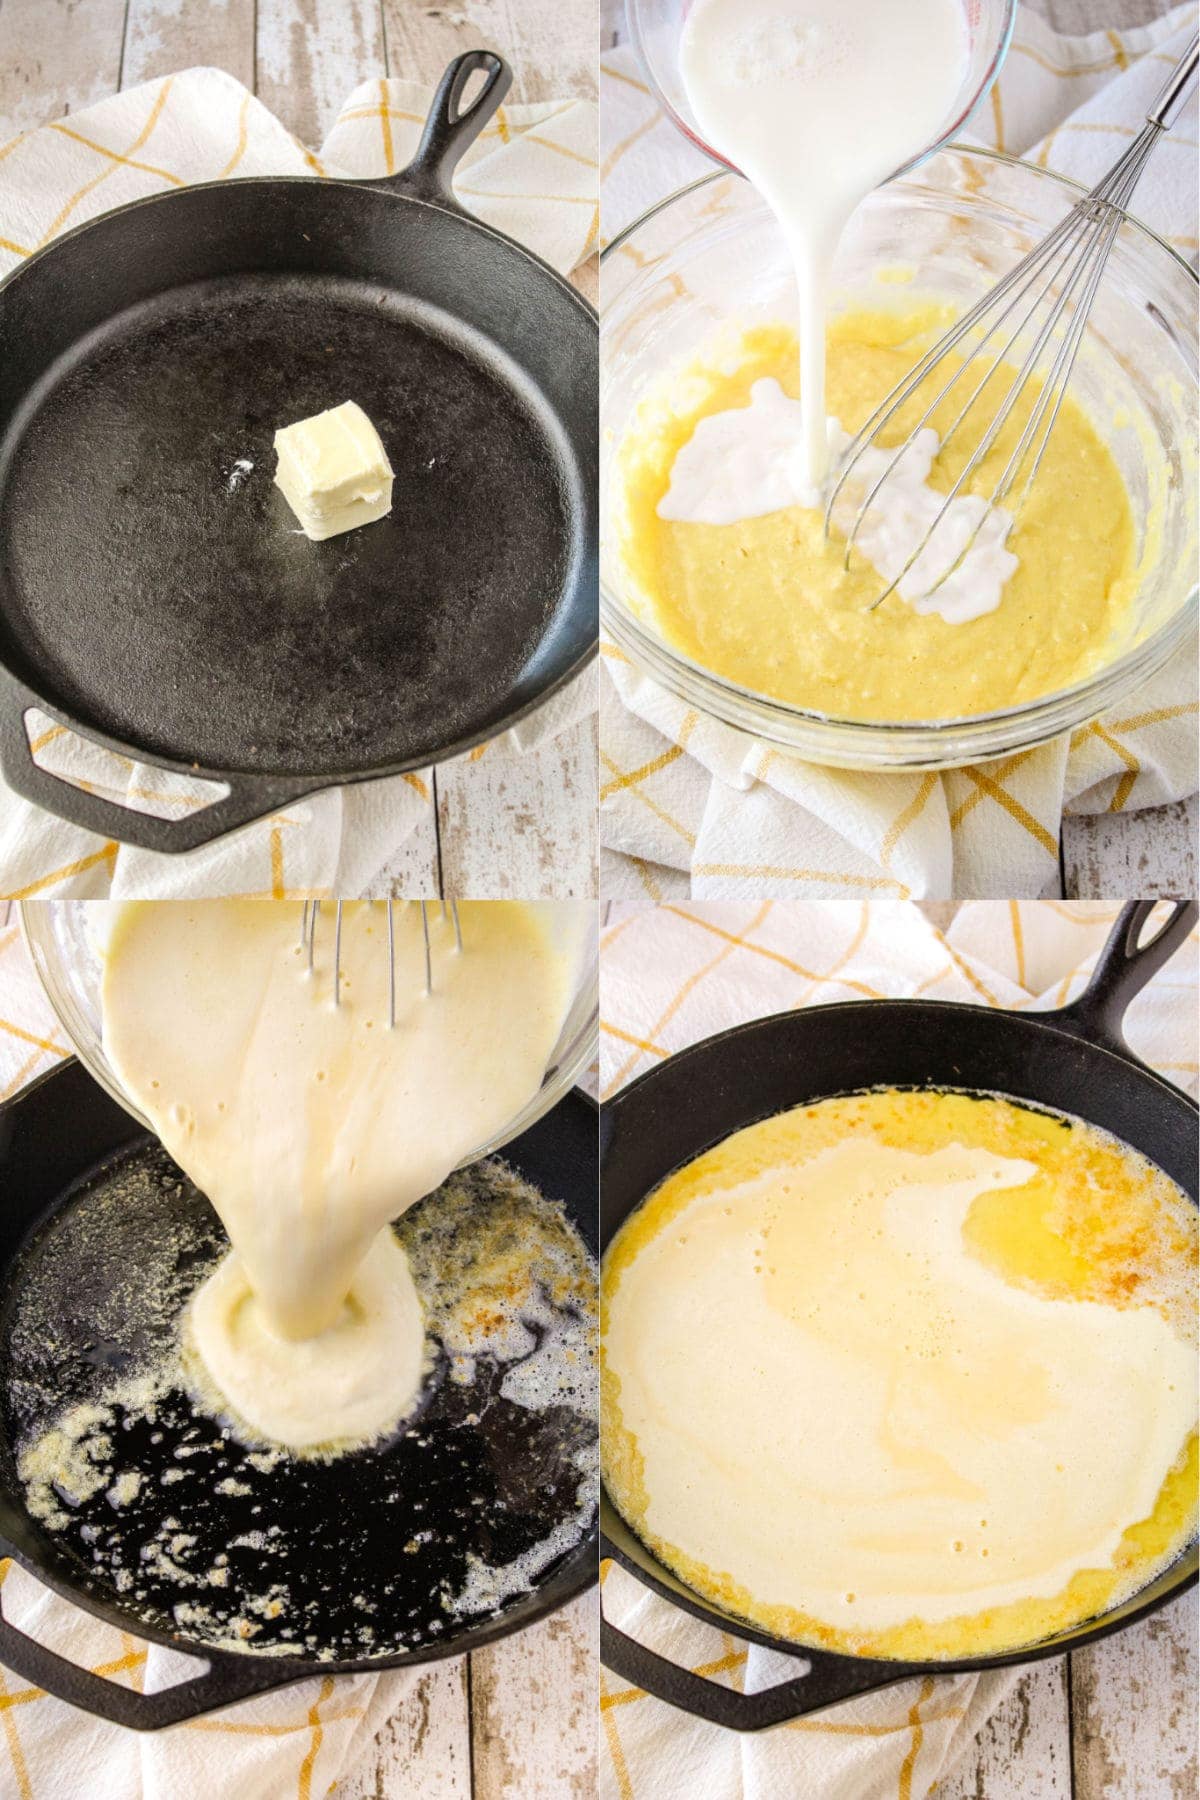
[
  {"x1": 0, "y1": 68, "x2": 598, "y2": 899},
  {"x1": 600, "y1": 3, "x2": 1199, "y2": 901},
  {"x1": 599, "y1": 898, "x2": 1197, "y2": 1799}
]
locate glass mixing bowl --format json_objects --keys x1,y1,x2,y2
[
  {"x1": 600, "y1": 155, "x2": 1199, "y2": 770},
  {"x1": 20, "y1": 900, "x2": 599, "y2": 1162},
  {"x1": 627, "y1": 0, "x2": 1017, "y2": 178}
]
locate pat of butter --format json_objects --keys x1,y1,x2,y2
[{"x1": 273, "y1": 400, "x2": 394, "y2": 541}]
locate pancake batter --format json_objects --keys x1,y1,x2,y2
[
  {"x1": 601, "y1": 1090, "x2": 1197, "y2": 1659},
  {"x1": 613, "y1": 315, "x2": 1141, "y2": 720},
  {"x1": 100, "y1": 900, "x2": 579, "y2": 1455}
]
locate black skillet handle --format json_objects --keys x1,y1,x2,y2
[
  {"x1": 0, "y1": 1574, "x2": 295, "y2": 1729},
  {"x1": 1053, "y1": 899, "x2": 1198, "y2": 1059},
  {"x1": 0, "y1": 678, "x2": 317, "y2": 856},
  {"x1": 379, "y1": 51, "x2": 513, "y2": 206},
  {"x1": 601, "y1": 1608, "x2": 905, "y2": 1732}
]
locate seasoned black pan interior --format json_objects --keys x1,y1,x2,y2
[
  {"x1": 0, "y1": 276, "x2": 579, "y2": 774},
  {"x1": 0, "y1": 176, "x2": 594, "y2": 779}
]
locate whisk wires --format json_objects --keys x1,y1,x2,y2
[
  {"x1": 300, "y1": 899, "x2": 463, "y2": 1025},
  {"x1": 823, "y1": 34, "x2": 1196, "y2": 612}
]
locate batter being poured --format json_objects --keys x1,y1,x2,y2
[{"x1": 99, "y1": 901, "x2": 579, "y2": 1456}]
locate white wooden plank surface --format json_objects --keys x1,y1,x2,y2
[
  {"x1": 1062, "y1": 796, "x2": 1199, "y2": 901},
  {"x1": 382, "y1": 0, "x2": 597, "y2": 102},
  {"x1": 438, "y1": 718, "x2": 599, "y2": 898},
  {"x1": 256, "y1": 0, "x2": 386, "y2": 148},
  {"x1": 123, "y1": 0, "x2": 255, "y2": 89},
  {"x1": 333, "y1": 1660, "x2": 473, "y2": 1800},
  {"x1": 1071, "y1": 1593, "x2": 1199, "y2": 1800},
  {"x1": 470, "y1": 1592, "x2": 598, "y2": 1800},
  {"x1": 0, "y1": 0, "x2": 126, "y2": 137},
  {"x1": 373, "y1": 789, "x2": 441, "y2": 896},
  {"x1": 932, "y1": 1661, "x2": 1073, "y2": 1800}
]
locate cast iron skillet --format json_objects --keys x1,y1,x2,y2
[
  {"x1": 600, "y1": 899, "x2": 1198, "y2": 1730},
  {"x1": 0, "y1": 1062, "x2": 598, "y2": 1727},
  {"x1": 0, "y1": 51, "x2": 596, "y2": 853}
]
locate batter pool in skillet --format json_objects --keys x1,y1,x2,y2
[
  {"x1": 9, "y1": 1144, "x2": 598, "y2": 1662},
  {"x1": 600, "y1": 1089, "x2": 1198, "y2": 1660},
  {"x1": 611, "y1": 315, "x2": 1143, "y2": 721}
]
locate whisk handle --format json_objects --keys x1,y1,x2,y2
[{"x1": 1147, "y1": 32, "x2": 1198, "y2": 131}]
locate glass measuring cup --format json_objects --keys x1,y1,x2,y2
[{"x1": 626, "y1": 0, "x2": 1017, "y2": 179}]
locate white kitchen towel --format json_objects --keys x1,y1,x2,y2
[
  {"x1": 599, "y1": 898, "x2": 1197, "y2": 1800},
  {"x1": 600, "y1": 4, "x2": 1199, "y2": 901},
  {"x1": 0, "y1": 68, "x2": 599, "y2": 899}
]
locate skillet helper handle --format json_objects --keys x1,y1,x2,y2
[
  {"x1": 387, "y1": 50, "x2": 513, "y2": 204},
  {"x1": 0, "y1": 679, "x2": 316, "y2": 856},
  {"x1": 1055, "y1": 899, "x2": 1198, "y2": 1057},
  {"x1": 601, "y1": 1608, "x2": 903, "y2": 1732},
  {"x1": 0, "y1": 1576, "x2": 291, "y2": 1728}
]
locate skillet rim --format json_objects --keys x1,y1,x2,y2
[
  {"x1": 0, "y1": 171, "x2": 599, "y2": 325},
  {"x1": 599, "y1": 995, "x2": 1200, "y2": 1139}
]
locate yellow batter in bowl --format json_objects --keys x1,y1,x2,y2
[
  {"x1": 601, "y1": 1089, "x2": 1197, "y2": 1660},
  {"x1": 612, "y1": 311, "x2": 1143, "y2": 722}
]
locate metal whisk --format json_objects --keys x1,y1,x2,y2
[
  {"x1": 300, "y1": 899, "x2": 463, "y2": 1026},
  {"x1": 825, "y1": 35, "x2": 1198, "y2": 610}
]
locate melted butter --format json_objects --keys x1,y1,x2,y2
[
  {"x1": 613, "y1": 316, "x2": 1140, "y2": 721},
  {"x1": 100, "y1": 900, "x2": 577, "y2": 1453},
  {"x1": 601, "y1": 1090, "x2": 1196, "y2": 1658}
]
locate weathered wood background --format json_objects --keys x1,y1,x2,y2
[
  {"x1": 0, "y1": 4, "x2": 598, "y2": 1795},
  {"x1": 0, "y1": 0, "x2": 600, "y2": 902}
]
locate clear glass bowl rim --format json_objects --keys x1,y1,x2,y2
[
  {"x1": 600, "y1": 151, "x2": 1200, "y2": 766},
  {"x1": 19, "y1": 901, "x2": 599, "y2": 1168}
]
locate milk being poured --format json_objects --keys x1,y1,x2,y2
[{"x1": 679, "y1": 0, "x2": 970, "y2": 492}]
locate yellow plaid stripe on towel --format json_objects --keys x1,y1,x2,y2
[
  {"x1": 599, "y1": 4, "x2": 1199, "y2": 901},
  {"x1": 0, "y1": 68, "x2": 598, "y2": 897},
  {"x1": 599, "y1": 899, "x2": 1198, "y2": 1800}
]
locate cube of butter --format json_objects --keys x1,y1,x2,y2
[{"x1": 273, "y1": 400, "x2": 394, "y2": 541}]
